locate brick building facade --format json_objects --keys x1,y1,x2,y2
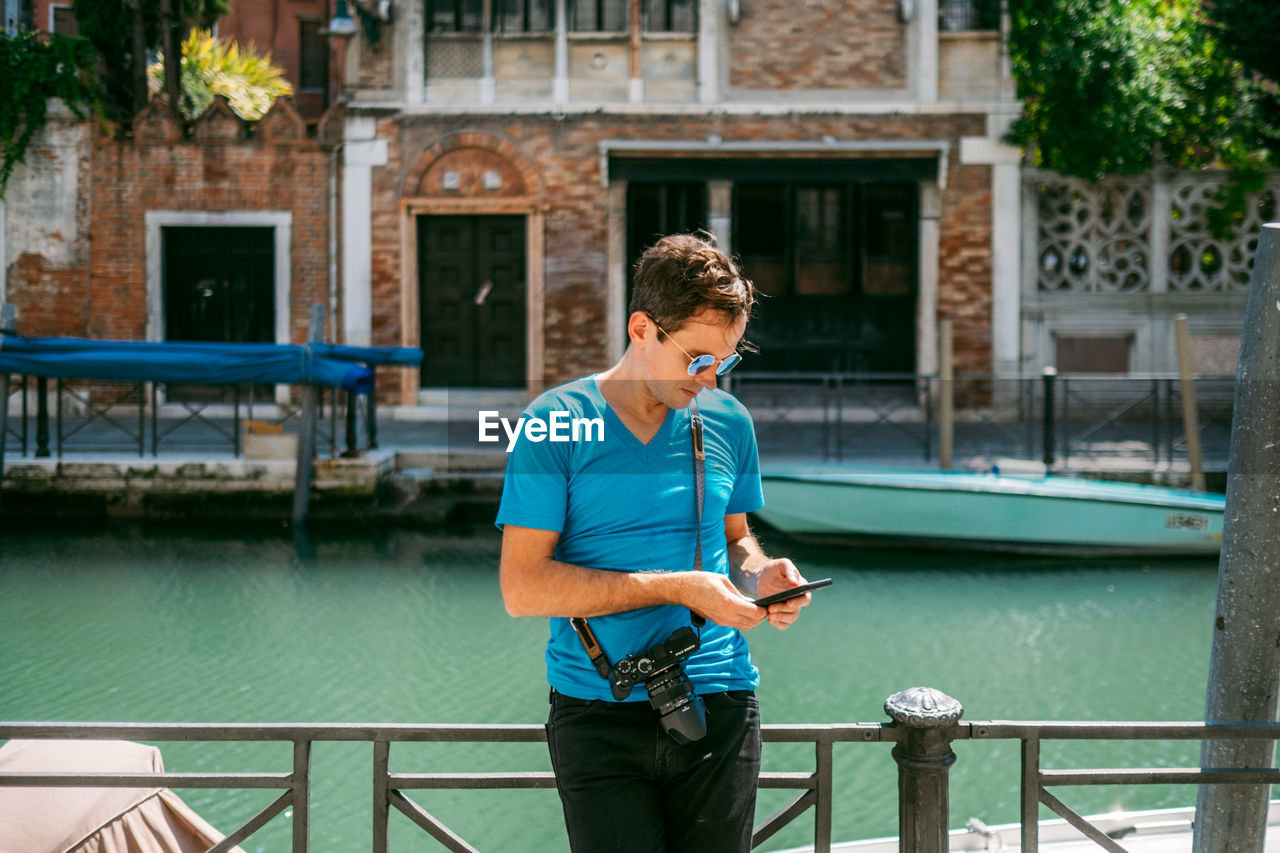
[
  {"x1": 336, "y1": 0, "x2": 1019, "y2": 404},
  {"x1": 2, "y1": 98, "x2": 333, "y2": 352},
  {"x1": 2, "y1": 0, "x2": 1021, "y2": 407}
]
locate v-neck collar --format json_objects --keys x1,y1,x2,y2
[{"x1": 590, "y1": 375, "x2": 682, "y2": 465}]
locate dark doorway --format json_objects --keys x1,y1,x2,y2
[
  {"x1": 625, "y1": 182, "x2": 708, "y2": 312},
  {"x1": 418, "y1": 215, "x2": 527, "y2": 387},
  {"x1": 163, "y1": 226, "x2": 276, "y2": 344},
  {"x1": 733, "y1": 182, "x2": 918, "y2": 373},
  {"x1": 162, "y1": 225, "x2": 276, "y2": 401}
]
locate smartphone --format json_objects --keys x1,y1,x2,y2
[{"x1": 753, "y1": 578, "x2": 833, "y2": 608}]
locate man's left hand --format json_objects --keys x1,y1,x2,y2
[{"x1": 753, "y1": 558, "x2": 811, "y2": 630}]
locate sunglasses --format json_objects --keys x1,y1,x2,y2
[{"x1": 651, "y1": 319, "x2": 742, "y2": 377}]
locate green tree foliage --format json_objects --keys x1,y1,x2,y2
[
  {"x1": 1007, "y1": 0, "x2": 1259, "y2": 179},
  {"x1": 1202, "y1": 0, "x2": 1280, "y2": 150},
  {"x1": 71, "y1": 0, "x2": 229, "y2": 121},
  {"x1": 149, "y1": 29, "x2": 293, "y2": 121},
  {"x1": 0, "y1": 32, "x2": 98, "y2": 197}
]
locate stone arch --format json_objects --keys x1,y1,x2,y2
[
  {"x1": 395, "y1": 130, "x2": 547, "y2": 400},
  {"x1": 399, "y1": 131, "x2": 545, "y2": 203}
]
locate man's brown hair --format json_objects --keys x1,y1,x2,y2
[{"x1": 629, "y1": 232, "x2": 756, "y2": 343}]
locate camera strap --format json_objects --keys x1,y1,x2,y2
[
  {"x1": 691, "y1": 398, "x2": 706, "y2": 572},
  {"x1": 570, "y1": 616, "x2": 612, "y2": 680},
  {"x1": 688, "y1": 400, "x2": 708, "y2": 628},
  {"x1": 570, "y1": 398, "x2": 709, "y2": 675}
]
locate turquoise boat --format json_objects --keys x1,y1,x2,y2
[{"x1": 754, "y1": 465, "x2": 1225, "y2": 556}]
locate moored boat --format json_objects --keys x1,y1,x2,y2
[{"x1": 754, "y1": 464, "x2": 1225, "y2": 556}]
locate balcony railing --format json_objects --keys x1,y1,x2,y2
[{"x1": 4, "y1": 689, "x2": 1280, "y2": 853}]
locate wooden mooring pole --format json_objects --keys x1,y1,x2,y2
[
  {"x1": 291, "y1": 304, "x2": 325, "y2": 529},
  {"x1": 938, "y1": 320, "x2": 954, "y2": 470},
  {"x1": 1193, "y1": 223, "x2": 1280, "y2": 853},
  {"x1": 0, "y1": 305, "x2": 12, "y2": 510},
  {"x1": 1174, "y1": 314, "x2": 1206, "y2": 491}
]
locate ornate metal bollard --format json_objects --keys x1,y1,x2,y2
[{"x1": 885, "y1": 687, "x2": 964, "y2": 853}]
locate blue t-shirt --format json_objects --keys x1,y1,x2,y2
[{"x1": 495, "y1": 375, "x2": 766, "y2": 701}]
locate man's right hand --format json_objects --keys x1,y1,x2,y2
[{"x1": 680, "y1": 571, "x2": 767, "y2": 631}]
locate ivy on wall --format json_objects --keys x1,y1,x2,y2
[{"x1": 0, "y1": 32, "x2": 98, "y2": 198}]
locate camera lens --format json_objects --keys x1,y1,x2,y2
[{"x1": 646, "y1": 668, "x2": 706, "y2": 745}]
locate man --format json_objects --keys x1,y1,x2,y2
[{"x1": 497, "y1": 232, "x2": 811, "y2": 853}]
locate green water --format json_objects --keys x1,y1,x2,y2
[{"x1": 0, "y1": 526, "x2": 1220, "y2": 851}]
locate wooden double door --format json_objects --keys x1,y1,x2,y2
[{"x1": 418, "y1": 215, "x2": 527, "y2": 388}]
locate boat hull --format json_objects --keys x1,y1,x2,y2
[{"x1": 755, "y1": 467, "x2": 1224, "y2": 556}]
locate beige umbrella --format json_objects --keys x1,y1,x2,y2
[{"x1": 0, "y1": 739, "x2": 245, "y2": 853}]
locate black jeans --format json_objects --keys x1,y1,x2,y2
[{"x1": 546, "y1": 689, "x2": 761, "y2": 853}]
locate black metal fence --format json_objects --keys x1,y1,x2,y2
[
  {"x1": 725, "y1": 372, "x2": 1236, "y2": 473},
  {"x1": 2, "y1": 370, "x2": 1238, "y2": 475},
  {"x1": 4, "y1": 688, "x2": 1278, "y2": 853},
  {"x1": 1, "y1": 375, "x2": 379, "y2": 459}
]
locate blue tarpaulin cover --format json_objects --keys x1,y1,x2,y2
[{"x1": 0, "y1": 336, "x2": 423, "y2": 393}]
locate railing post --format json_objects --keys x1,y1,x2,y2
[
  {"x1": 150, "y1": 381, "x2": 159, "y2": 457},
  {"x1": 366, "y1": 379, "x2": 379, "y2": 450},
  {"x1": 292, "y1": 738, "x2": 311, "y2": 853},
  {"x1": 1040, "y1": 367, "x2": 1057, "y2": 467},
  {"x1": 343, "y1": 390, "x2": 360, "y2": 458},
  {"x1": 1020, "y1": 736, "x2": 1041, "y2": 853},
  {"x1": 373, "y1": 739, "x2": 390, "y2": 853},
  {"x1": 815, "y1": 738, "x2": 833, "y2": 852},
  {"x1": 36, "y1": 375, "x2": 50, "y2": 458},
  {"x1": 233, "y1": 384, "x2": 241, "y2": 458},
  {"x1": 136, "y1": 381, "x2": 144, "y2": 457},
  {"x1": 885, "y1": 687, "x2": 964, "y2": 853}
]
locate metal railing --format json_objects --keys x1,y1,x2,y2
[
  {"x1": 725, "y1": 371, "x2": 1235, "y2": 473},
  {"x1": 5, "y1": 369, "x2": 1236, "y2": 475},
  {"x1": 5, "y1": 692, "x2": 1280, "y2": 853},
  {"x1": 1, "y1": 375, "x2": 379, "y2": 459},
  {"x1": 981, "y1": 720, "x2": 1280, "y2": 853},
  {"x1": 0, "y1": 721, "x2": 890, "y2": 853}
]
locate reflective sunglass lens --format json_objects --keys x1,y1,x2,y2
[
  {"x1": 716, "y1": 354, "x2": 742, "y2": 376},
  {"x1": 687, "y1": 354, "x2": 717, "y2": 376}
]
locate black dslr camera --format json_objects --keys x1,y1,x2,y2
[{"x1": 609, "y1": 626, "x2": 707, "y2": 745}]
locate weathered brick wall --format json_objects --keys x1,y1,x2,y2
[
  {"x1": 939, "y1": 159, "x2": 993, "y2": 376},
  {"x1": 374, "y1": 111, "x2": 991, "y2": 385},
  {"x1": 4, "y1": 98, "x2": 332, "y2": 347},
  {"x1": 728, "y1": 0, "x2": 907, "y2": 91},
  {"x1": 4, "y1": 105, "x2": 92, "y2": 337},
  {"x1": 355, "y1": 27, "x2": 395, "y2": 90},
  {"x1": 85, "y1": 99, "x2": 331, "y2": 343}
]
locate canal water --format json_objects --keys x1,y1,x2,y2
[{"x1": 0, "y1": 525, "x2": 1220, "y2": 851}]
